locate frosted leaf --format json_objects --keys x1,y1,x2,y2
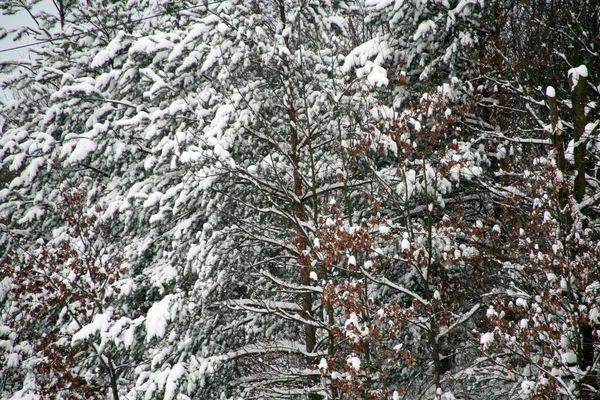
[
  {"x1": 585, "y1": 121, "x2": 600, "y2": 137},
  {"x1": 412, "y1": 119, "x2": 422, "y2": 133},
  {"x1": 545, "y1": 272, "x2": 557, "y2": 282},
  {"x1": 552, "y1": 242, "x2": 563, "y2": 255}
]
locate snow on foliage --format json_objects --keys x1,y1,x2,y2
[{"x1": 1, "y1": 0, "x2": 600, "y2": 399}]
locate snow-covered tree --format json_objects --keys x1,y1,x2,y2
[
  {"x1": 1, "y1": 190, "x2": 138, "y2": 400},
  {"x1": 478, "y1": 64, "x2": 600, "y2": 399},
  {"x1": 2, "y1": 0, "x2": 599, "y2": 399},
  {"x1": 3, "y1": 0, "x2": 382, "y2": 397}
]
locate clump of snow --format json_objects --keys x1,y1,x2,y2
[
  {"x1": 515, "y1": 298, "x2": 528, "y2": 308},
  {"x1": 72, "y1": 313, "x2": 110, "y2": 343},
  {"x1": 367, "y1": 63, "x2": 388, "y2": 87},
  {"x1": 355, "y1": 60, "x2": 389, "y2": 87},
  {"x1": 379, "y1": 225, "x2": 390, "y2": 234},
  {"x1": 309, "y1": 271, "x2": 318, "y2": 281},
  {"x1": 401, "y1": 232, "x2": 411, "y2": 252},
  {"x1": 519, "y1": 319, "x2": 528, "y2": 329},
  {"x1": 365, "y1": 0, "x2": 394, "y2": 9},
  {"x1": 164, "y1": 363, "x2": 186, "y2": 400},
  {"x1": 568, "y1": 65, "x2": 588, "y2": 89},
  {"x1": 546, "y1": 86, "x2": 555, "y2": 98},
  {"x1": 344, "y1": 312, "x2": 369, "y2": 342},
  {"x1": 520, "y1": 380, "x2": 535, "y2": 395},
  {"x1": 343, "y1": 37, "x2": 390, "y2": 72},
  {"x1": 6, "y1": 353, "x2": 20, "y2": 368},
  {"x1": 347, "y1": 355, "x2": 361, "y2": 371},
  {"x1": 313, "y1": 237, "x2": 320, "y2": 250},
  {"x1": 576, "y1": 65, "x2": 588, "y2": 77},
  {"x1": 561, "y1": 352, "x2": 577, "y2": 365},
  {"x1": 480, "y1": 332, "x2": 494, "y2": 350},
  {"x1": 414, "y1": 20, "x2": 437, "y2": 41},
  {"x1": 145, "y1": 294, "x2": 174, "y2": 342},
  {"x1": 67, "y1": 139, "x2": 97, "y2": 164},
  {"x1": 318, "y1": 357, "x2": 328, "y2": 372},
  {"x1": 441, "y1": 391, "x2": 456, "y2": 400}
]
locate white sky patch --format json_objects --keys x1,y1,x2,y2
[{"x1": 0, "y1": 0, "x2": 57, "y2": 100}]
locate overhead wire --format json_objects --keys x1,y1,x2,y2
[{"x1": 0, "y1": 0, "x2": 225, "y2": 54}]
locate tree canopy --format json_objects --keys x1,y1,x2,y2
[{"x1": 1, "y1": 0, "x2": 599, "y2": 399}]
